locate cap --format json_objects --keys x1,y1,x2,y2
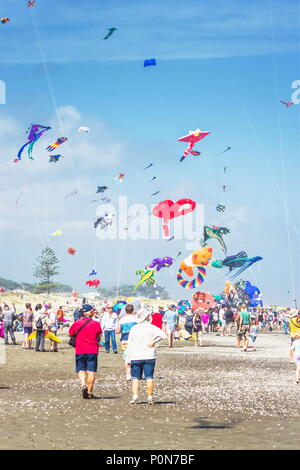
[{"x1": 81, "y1": 304, "x2": 95, "y2": 313}]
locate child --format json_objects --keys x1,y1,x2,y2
[
  {"x1": 291, "y1": 335, "x2": 300, "y2": 383},
  {"x1": 249, "y1": 320, "x2": 259, "y2": 352}
]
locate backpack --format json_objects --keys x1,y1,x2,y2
[
  {"x1": 36, "y1": 316, "x2": 44, "y2": 330},
  {"x1": 185, "y1": 315, "x2": 194, "y2": 329}
]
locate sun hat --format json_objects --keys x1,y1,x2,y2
[{"x1": 135, "y1": 306, "x2": 152, "y2": 323}]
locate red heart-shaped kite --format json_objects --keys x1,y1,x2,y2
[{"x1": 152, "y1": 198, "x2": 196, "y2": 237}]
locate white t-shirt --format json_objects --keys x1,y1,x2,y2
[
  {"x1": 101, "y1": 312, "x2": 118, "y2": 330},
  {"x1": 292, "y1": 339, "x2": 300, "y2": 358},
  {"x1": 127, "y1": 322, "x2": 167, "y2": 361}
]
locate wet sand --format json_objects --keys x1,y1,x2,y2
[{"x1": 0, "y1": 331, "x2": 299, "y2": 450}]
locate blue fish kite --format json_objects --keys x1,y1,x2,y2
[
  {"x1": 49, "y1": 154, "x2": 63, "y2": 163},
  {"x1": 144, "y1": 58, "x2": 156, "y2": 67}
]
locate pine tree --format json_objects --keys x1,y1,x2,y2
[{"x1": 33, "y1": 247, "x2": 60, "y2": 295}]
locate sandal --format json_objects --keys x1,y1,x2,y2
[
  {"x1": 82, "y1": 386, "x2": 89, "y2": 399},
  {"x1": 88, "y1": 394, "x2": 96, "y2": 399}
]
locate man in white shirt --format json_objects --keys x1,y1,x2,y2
[
  {"x1": 126, "y1": 306, "x2": 167, "y2": 405},
  {"x1": 101, "y1": 305, "x2": 118, "y2": 353}
]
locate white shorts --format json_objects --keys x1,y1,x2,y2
[{"x1": 166, "y1": 325, "x2": 176, "y2": 334}]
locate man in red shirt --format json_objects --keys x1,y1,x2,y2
[
  {"x1": 69, "y1": 304, "x2": 102, "y2": 399},
  {"x1": 151, "y1": 310, "x2": 164, "y2": 329}
]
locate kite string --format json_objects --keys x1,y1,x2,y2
[{"x1": 268, "y1": 0, "x2": 296, "y2": 299}]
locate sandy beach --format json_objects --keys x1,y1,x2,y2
[{"x1": 0, "y1": 329, "x2": 299, "y2": 450}]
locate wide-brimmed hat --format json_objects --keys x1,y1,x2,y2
[{"x1": 135, "y1": 306, "x2": 152, "y2": 323}]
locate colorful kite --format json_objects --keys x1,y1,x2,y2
[
  {"x1": 202, "y1": 225, "x2": 230, "y2": 254},
  {"x1": 144, "y1": 58, "x2": 156, "y2": 67},
  {"x1": 114, "y1": 173, "x2": 125, "y2": 183},
  {"x1": 46, "y1": 137, "x2": 67, "y2": 152},
  {"x1": 67, "y1": 247, "x2": 76, "y2": 255},
  {"x1": 179, "y1": 246, "x2": 212, "y2": 278},
  {"x1": 152, "y1": 198, "x2": 196, "y2": 237},
  {"x1": 17, "y1": 124, "x2": 51, "y2": 160},
  {"x1": 85, "y1": 279, "x2": 100, "y2": 288},
  {"x1": 1, "y1": 18, "x2": 9, "y2": 24},
  {"x1": 280, "y1": 100, "x2": 294, "y2": 108},
  {"x1": 134, "y1": 268, "x2": 155, "y2": 290},
  {"x1": 216, "y1": 204, "x2": 226, "y2": 212},
  {"x1": 144, "y1": 163, "x2": 153, "y2": 169},
  {"x1": 146, "y1": 257, "x2": 175, "y2": 272},
  {"x1": 49, "y1": 154, "x2": 63, "y2": 163},
  {"x1": 177, "y1": 266, "x2": 206, "y2": 289},
  {"x1": 28, "y1": 330, "x2": 62, "y2": 343},
  {"x1": 212, "y1": 252, "x2": 263, "y2": 279},
  {"x1": 190, "y1": 150, "x2": 201, "y2": 156},
  {"x1": 178, "y1": 129, "x2": 210, "y2": 162},
  {"x1": 96, "y1": 186, "x2": 109, "y2": 193},
  {"x1": 103, "y1": 27, "x2": 117, "y2": 39}
]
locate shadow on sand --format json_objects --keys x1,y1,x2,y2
[{"x1": 188, "y1": 417, "x2": 237, "y2": 430}]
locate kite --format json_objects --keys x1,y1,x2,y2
[
  {"x1": 178, "y1": 129, "x2": 210, "y2": 162},
  {"x1": 85, "y1": 279, "x2": 100, "y2": 288},
  {"x1": 192, "y1": 291, "x2": 216, "y2": 311},
  {"x1": 202, "y1": 225, "x2": 230, "y2": 254},
  {"x1": 89, "y1": 270, "x2": 97, "y2": 276},
  {"x1": 144, "y1": 58, "x2": 156, "y2": 67},
  {"x1": 28, "y1": 330, "x2": 62, "y2": 343},
  {"x1": 96, "y1": 186, "x2": 109, "y2": 193},
  {"x1": 27, "y1": 0, "x2": 35, "y2": 6},
  {"x1": 222, "y1": 185, "x2": 228, "y2": 192},
  {"x1": 146, "y1": 257, "x2": 175, "y2": 272},
  {"x1": 177, "y1": 300, "x2": 191, "y2": 315},
  {"x1": 1, "y1": 18, "x2": 9, "y2": 24},
  {"x1": 134, "y1": 268, "x2": 155, "y2": 290},
  {"x1": 78, "y1": 126, "x2": 90, "y2": 133},
  {"x1": 167, "y1": 235, "x2": 175, "y2": 241},
  {"x1": 46, "y1": 137, "x2": 67, "y2": 152},
  {"x1": 94, "y1": 213, "x2": 114, "y2": 230},
  {"x1": 52, "y1": 229, "x2": 63, "y2": 236},
  {"x1": 65, "y1": 189, "x2": 78, "y2": 198},
  {"x1": 280, "y1": 100, "x2": 294, "y2": 108},
  {"x1": 222, "y1": 146, "x2": 232, "y2": 153},
  {"x1": 177, "y1": 251, "x2": 182, "y2": 258},
  {"x1": 150, "y1": 176, "x2": 157, "y2": 182},
  {"x1": 15, "y1": 188, "x2": 25, "y2": 205},
  {"x1": 190, "y1": 150, "x2": 201, "y2": 156},
  {"x1": 212, "y1": 252, "x2": 263, "y2": 279},
  {"x1": 67, "y1": 247, "x2": 76, "y2": 255},
  {"x1": 216, "y1": 204, "x2": 226, "y2": 212},
  {"x1": 177, "y1": 266, "x2": 207, "y2": 289},
  {"x1": 49, "y1": 154, "x2": 63, "y2": 163},
  {"x1": 152, "y1": 198, "x2": 196, "y2": 237},
  {"x1": 114, "y1": 173, "x2": 125, "y2": 183},
  {"x1": 103, "y1": 27, "x2": 117, "y2": 40},
  {"x1": 179, "y1": 246, "x2": 212, "y2": 277},
  {"x1": 224, "y1": 166, "x2": 228, "y2": 173},
  {"x1": 144, "y1": 163, "x2": 153, "y2": 169},
  {"x1": 17, "y1": 124, "x2": 51, "y2": 160},
  {"x1": 91, "y1": 197, "x2": 111, "y2": 204},
  {"x1": 151, "y1": 191, "x2": 160, "y2": 196}
]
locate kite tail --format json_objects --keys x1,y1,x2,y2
[
  {"x1": 176, "y1": 267, "x2": 206, "y2": 289},
  {"x1": 17, "y1": 141, "x2": 30, "y2": 160},
  {"x1": 228, "y1": 257, "x2": 263, "y2": 280},
  {"x1": 27, "y1": 141, "x2": 35, "y2": 160}
]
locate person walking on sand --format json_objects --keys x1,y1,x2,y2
[
  {"x1": 101, "y1": 304, "x2": 118, "y2": 354},
  {"x1": 291, "y1": 335, "x2": 300, "y2": 383},
  {"x1": 116, "y1": 304, "x2": 137, "y2": 381},
  {"x1": 249, "y1": 319, "x2": 259, "y2": 352},
  {"x1": 127, "y1": 307, "x2": 167, "y2": 405},
  {"x1": 69, "y1": 304, "x2": 102, "y2": 399},
  {"x1": 33, "y1": 304, "x2": 48, "y2": 352},
  {"x1": 23, "y1": 303, "x2": 33, "y2": 349},
  {"x1": 2, "y1": 305, "x2": 17, "y2": 345},
  {"x1": 193, "y1": 310, "x2": 203, "y2": 347},
  {"x1": 288, "y1": 311, "x2": 300, "y2": 362},
  {"x1": 237, "y1": 306, "x2": 251, "y2": 352},
  {"x1": 162, "y1": 304, "x2": 178, "y2": 348},
  {"x1": 47, "y1": 304, "x2": 59, "y2": 352}
]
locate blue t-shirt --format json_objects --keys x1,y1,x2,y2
[
  {"x1": 119, "y1": 314, "x2": 137, "y2": 342},
  {"x1": 163, "y1": 310, "x2": 178, "y2": 327}
]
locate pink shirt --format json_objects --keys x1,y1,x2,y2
[
  {"x1": 201, "y1": 313, "x2": 209, "y2": 325},
  {"x1": 69, "y1": 318, "x2": 102, "y2": 355}
]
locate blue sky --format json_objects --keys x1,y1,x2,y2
[{"x1": 0, "y1": 0, "x2": 299, "y2": 305}]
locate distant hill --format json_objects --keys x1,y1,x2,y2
[{"x1": 0, "y1": 277, "x2": 72, "y2": 293}]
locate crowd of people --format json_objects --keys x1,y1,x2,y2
[{"x1": 1, "y1": 299, "x2": 300, "y2": 402}]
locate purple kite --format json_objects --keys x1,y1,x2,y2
[
  {"x1": 17, "y1": 124, "x2": 51, "y2": 160},
  {"x1": 146, "y1": 257, "x2": 175, "y2": 272}
]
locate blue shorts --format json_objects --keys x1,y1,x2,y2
[
  {"x1": 23, "y1": 327, "x2": 32, "y2": 334},
  {"x1": 131, "y1": 359, "x2": 156, "y2": 380},
  {"x1": 75, "y1": 354, "x2": 98, "y2": 373}
]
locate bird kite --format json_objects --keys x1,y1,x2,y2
[
  {"x1": 144, "y1": 58, "x2": 156, "y2": 67},
  {"x1": 178, "y1": 129, "x2": 210, "y2": 162},
  {"x1": 114, "y1": 173, "x2": 125, "y2": 184},
  {"x1": 202, "y1": 225, "x2": 230, "y2": 254},
  {"x1": 216, "y1": 204, "x2": 226, "y2": 212},
  {"x1": 151, "y1": 191, "x2": 160, "y2": 196},
  {"x1": 52, "y1": 230, "x2": 63, "y2": 236},
  {"x1": 280, "y1": 100, "x2": 294, "y2": 108},
  {"x1": 96, "y1": 186, "x2": 109, "y2": 193},
  {"x1": 67, "y1": 247, "x2": 76, "y2": 255},
  {"x1": 49, "y1": 154, "x2": 63, "y2": 163},
  {"x1": 17, "y1": 124, "x2": 51, "y2": 160},
  {"x1": 144, "y1": 163, "x2": 153, "y2": 169},
  {"x1": 222, "y1": 146, "x2": 232, "y2": 153},
  {"x1": 89, "y1": 270, "x2": 97, "y2": 276},
  {"x1": 134, "y1": 268, "x2": 155, "y2": 290},
  {"x1": 103, "y1": 28, "x2": 117, "y2": 40},
  {"x1": 1, "y1": 18, "x2": 9, "y2": 24},
  {"x1": 211, "y1": 251, "x2": 263, "y2": 279},
  {"x1": 46, "y1": 137, "x2": 67, "y2": 152},
  {"x1": 94, "y1": 213, "x2": 114, "y2": 230}
]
